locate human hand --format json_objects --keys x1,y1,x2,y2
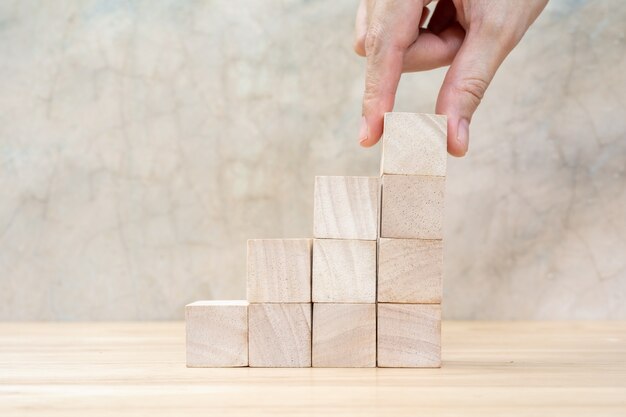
[{"x1": 354, "y1": 0, "x2": 548, "y2": 156}]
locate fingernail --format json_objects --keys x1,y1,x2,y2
[
  {"x1": 359, "y1": 116, "x2": 368, "y2": 144},
  {"x1": 457, "y1": 118, "x2": 469, "y2": 153}
]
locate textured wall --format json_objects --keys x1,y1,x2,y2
[{"x1": 1, "y1": 1, "x2": 624, "y2": 320}]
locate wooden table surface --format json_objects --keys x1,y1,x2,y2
[{"x1": 1, "y1": 321, "x2": 625, "y2": 416}]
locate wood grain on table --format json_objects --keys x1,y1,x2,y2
[{"x1": 1, "y1": 321, "x2": 625, "y2": 416}]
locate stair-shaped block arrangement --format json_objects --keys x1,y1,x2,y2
[{"x1": 186, "y1": 112, "x2": 446, "y2": 368}]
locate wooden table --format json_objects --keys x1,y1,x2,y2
[{"x1": 1, "y1": 322, "x2": 625, "y2": 416}]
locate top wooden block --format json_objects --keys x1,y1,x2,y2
[
  {"x1": 381, "y1": 113, "x2": 447, "y2": 177},
  {"x1": 313, "y1": 176, "x2": 379, "y2": 240}
]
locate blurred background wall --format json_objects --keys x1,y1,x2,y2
[{"x1": 1, "y1": 0, "x2": 624, "y2": 320}]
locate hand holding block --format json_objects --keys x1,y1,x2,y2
[
  {"x1": 314, "y1": 176, "x2": 379, "y2": 240},
  {"x1": 381, "y1": 112, "x2": 447, "y2": 177},
  {"x1": 185, "y1": 301, "x2": 248, "y2": 367},
  {"x1": 377, "y1": 303, "x2": 441, "y2": 368},
  {"x1": 381, "y1": 174, "x2": 445, "y2": 239},
  {"x1": 247, "y1": 239, "x2": 312, "y2": 303},
  {"x1": 378, "y1": 238, "x2": 443, "y2": 303},
  {"x1": 249, "y1": 303, "x2": 312, "y2": 367},
  {"x1": 312, "y1": 303, "x2": 376, "y2": 367},
  {"x1": 312, "y1": 239, "x2": 376, "y2": 303}
]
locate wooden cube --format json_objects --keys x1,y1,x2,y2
[
  {"x1": 378, "y1": 238, "x2": 443, "y2": 303},
  {"x1": 381, "y1": 174, "x2": 445, "y2": 239},
  {"x1": 249, "y1": 303, "x2": 312, "y2": 367},
  {"x1": 247, "y1": 239, "x2": 312, "y2": 303},
  {"x1": 185, "y1": 300, "x2": 248, "y2": 367},
  {"x1": 312, "y1": 303, "x2": 376, "y2": 367},
  {"x1": 377, "y1": 303, "x2": 441, "y2": 368},
  {"x1": 312, "y1": 239, "x2": 376, "y2": 303},
  {"x1": 381, "y1": 112, "x2": 447, "y2": 177},
  {"x1": 313, "y1": 176, "x2": 379, "y2": 240}
]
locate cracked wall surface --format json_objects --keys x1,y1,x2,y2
[{"x1": 0, "y1": 0, "x2": 624, "y2": 320}]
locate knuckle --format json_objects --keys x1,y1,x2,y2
[
  {"x1": 364, "y1": 24, "x2": 385, "y2": 55},
  {"x1": 453, "y1": 76, "x2": 489, "y2": 106}
]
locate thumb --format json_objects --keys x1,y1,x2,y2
[{"x1": 436, "y1": 30, "x2": 513, "y2": 156}]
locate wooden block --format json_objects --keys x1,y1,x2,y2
[
  {"x1": 378, "y1": 238, "x2": 443, "y2": 303},
  {"x1": 313, "y1": 176, "x2": 379, "y2": 240},
  {"x1": 381, "y1": 112, "x2": 447, "y2": 177},
  {"x1": 377, "y1": 303, "x2": 441, "y2": 368},
  {"x1": 185, "y1": 300, "x2": 248, "y2": 367},
  {"x1": 249, "y1": 303, "x2": 312, "y2": 367},
  {"x1": 381, "y1": 174, "x2": 445, "y2": 239},
  {"x1": 247, "y1": 239, "x2": 312, "y2": 303},
  {"x1": 312, "y1": 239, "x2": 376, "y2": 303},
  {"x1": 312, "y1": 303, "x2": 376, "y2": 367}
]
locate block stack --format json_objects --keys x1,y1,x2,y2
[{"x1": 186, "y1": 112, "x2": 446, "y2": 368}]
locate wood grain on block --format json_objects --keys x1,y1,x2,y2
[
  {"x1": 248, "y1": 303, "x2": 312, "y2": 367},
  {"x1": 378, "y1": 238, "x2": 443, "y2": 303},
  {"x1": 381, "y1": 174, "x2": 445, "y2": 239},
  {"x1": 312, "y1": 239, "x2": 376, "y2": 303},
  {"x1": 313, "y1": 176, "x2": 379, "y2": 240},
  {"x1": 381, "y1": 112, "x2": 447, "y2": 177},
  {"x1": 247, "y1": 239, "x2": 312, "y2": 303},
  {"x1": 312, "y1": 303, "x2": 376, "y2": 368},
  {"x1": 185, "y1": 300, "x2": 248, "y2": 367},
  {"x1": 377, "y1": 303, "x2": 441, "y2": 368}
]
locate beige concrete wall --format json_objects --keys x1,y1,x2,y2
[{"x1": 1, "y1": 0, "x2": 624, "y2": 319}]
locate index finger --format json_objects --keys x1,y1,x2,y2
[{"x1": 360, "y1": 0, "x2": 426, "y2": 147}]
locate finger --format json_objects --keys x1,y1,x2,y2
[
  {"x1": 436, "y1": 30, "x2": 513, "y2": 156},
  {"x1": 354, "y1": 0, "x2": 368, "y2": 56},
  {"x1": 366, "y1": 0, "x2": 376, "y2": 26},
  {"x1": 360, "y1": 0, "x2": 425, "y2": 147},
  {"x1": 402, "y1": 24, "x2": 465, "y2": 72}
]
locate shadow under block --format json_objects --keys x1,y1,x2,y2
[
  {"x1": 377, "y1": 303, "x2": 441, "y2": 368},
  {"x1": 378, "y1": 238, "x2": 443, "y2": 303},
  {"x1": 185, "y1": 301, "x2": 248, "y2": 368},
  {"x1": 381, "y1": 175, "x2": 445, "y2": 239},
  {"x1": 312, "y1": 303, "x2": 376, "y2": 368},
  {"x1": 248, "y1": 303, "x2": 312, "y2": 367},
  {"x1": 313, "y1": 176, "x2": 379, "y2": 240},
  {"x1": 381, "y1": 112, "x2": 447, "y2": 177},
  {"x1": 312, "y1": 239, "x2": 376, "y2": 303},
  {"x1": 247, "y1": 239, "x2": 312, "y2": 303}
]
